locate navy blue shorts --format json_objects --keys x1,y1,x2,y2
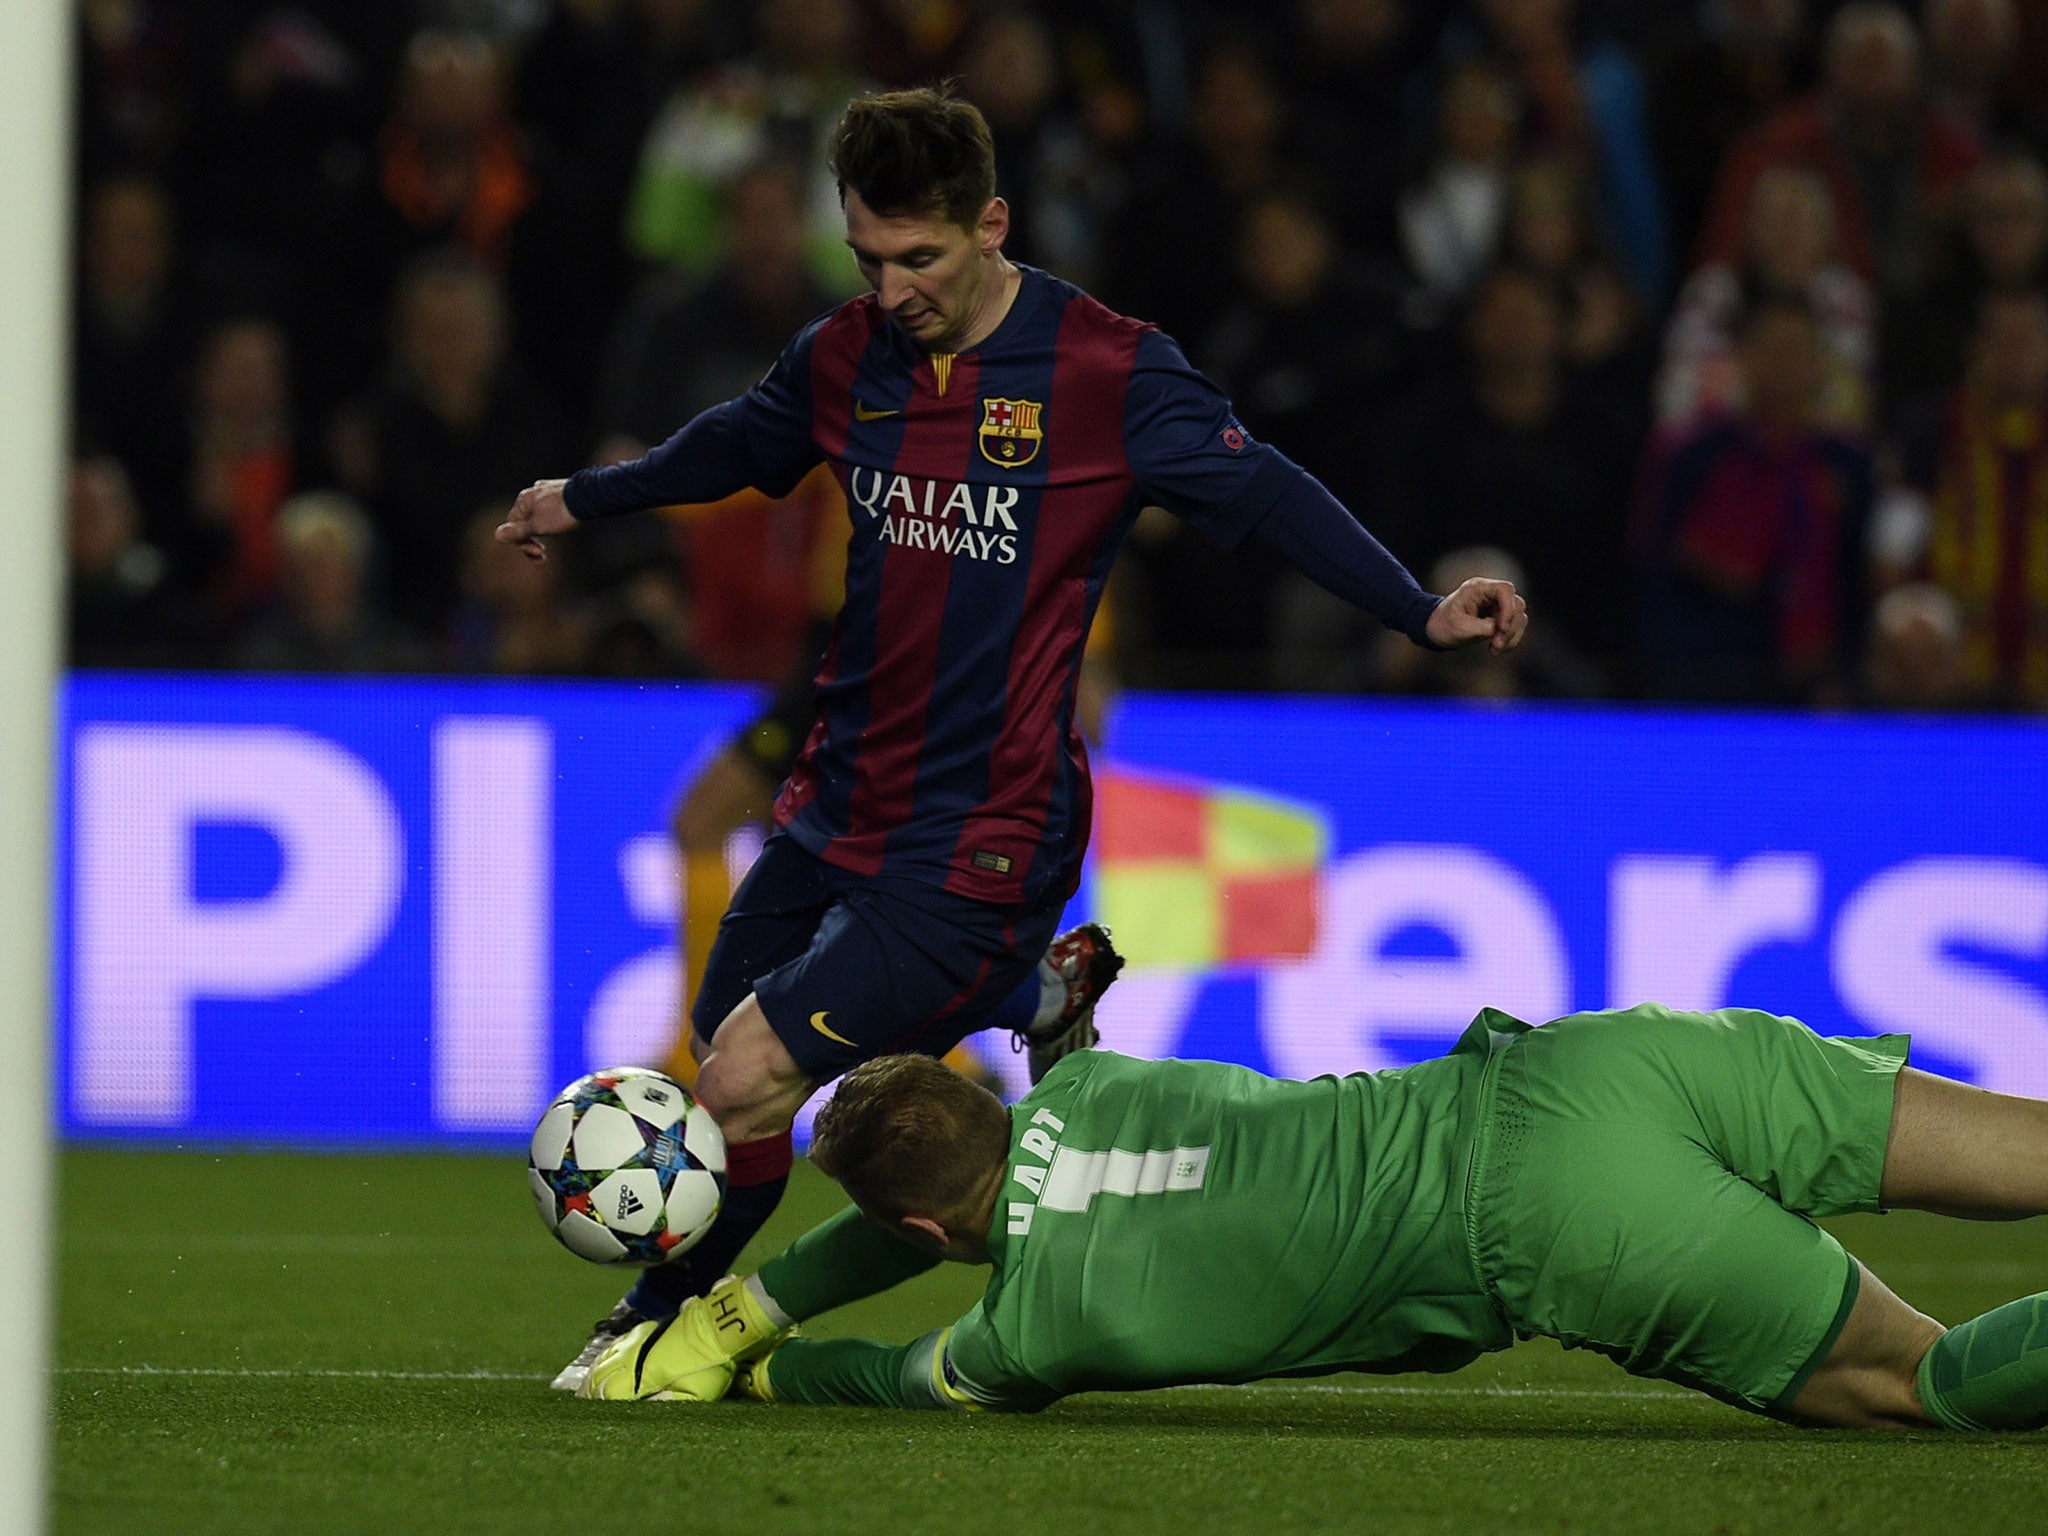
[{"x1": 690, "y1": 832, "x2": 1069, "y2": 1081}]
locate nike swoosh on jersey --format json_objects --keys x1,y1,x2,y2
[
  {"x1": 853, "y1": 401, "x2": 901, "y2": 421},
  {"x1": 810, "y1": 1010, "x2": 857, "y2": 1046}
]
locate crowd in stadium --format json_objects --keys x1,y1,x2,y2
[{"x1": 65, "y1": 0, "x2": 2048, "y2": 709}]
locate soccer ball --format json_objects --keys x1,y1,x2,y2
[{"x1": 528, "y1": 1068, "x2": 726, "y2": 1265}]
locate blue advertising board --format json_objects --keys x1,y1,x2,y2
[{"x1": 54, "y1": 674, "x2": 2048, "y2": 1147}]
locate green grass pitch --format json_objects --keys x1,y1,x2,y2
[{"x1": 54, "y1": 1147, "x2": 2048, "y2": 1535}]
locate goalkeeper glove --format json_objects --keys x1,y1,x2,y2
[
  {"x1": 729, "y1": 1346, "x2": 784, "y2": 1402},
  {"x1": 579, "y1": 1273, "x2": 790, "y2": 1402}
]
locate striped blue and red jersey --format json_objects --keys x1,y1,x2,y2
[{"x1": 568, "y1": 267, "x2": 1436, "y2": 905}]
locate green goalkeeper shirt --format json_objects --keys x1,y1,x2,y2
[{"x1": 765, "y1": 1022, "x2": 1519, "y2": 1411}]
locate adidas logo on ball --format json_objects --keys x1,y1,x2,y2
[{"x1": 528, "y1": 1067, "x2": 728, "y2": 1265}]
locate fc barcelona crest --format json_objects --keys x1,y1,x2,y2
[{"x1": 978, "y1": 397, "x2": 1044, "y2": 468}]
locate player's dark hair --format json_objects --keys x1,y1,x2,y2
[
  {"x1": 828, "y1": 86, "x2": 997, "y2": 231},
  {"x1": 810, "y1": 1054, "x2": 1010, "y2": 1225}
]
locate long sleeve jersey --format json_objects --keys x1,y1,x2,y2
[{"x1": 567, "y1": 266, "x2": 1438, "y2": 906}]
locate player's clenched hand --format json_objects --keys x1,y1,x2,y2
[
  {"x1": 1424, "y1": 577, "x2": 1528, "y2": 654},
  {"x1": 496, "y1": 478, "x2": 577, "y2": 562}
]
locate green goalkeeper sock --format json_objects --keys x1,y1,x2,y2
[
  {"x1": 756, "y1": 1204, "x2": 941, "y2": 1322},
  {"x1": 1916, "y1": 1292, "x2": 2048, "y2": 1431}
]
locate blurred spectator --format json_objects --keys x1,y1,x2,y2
[
  {"x1": 599, "y1": 161, "x2": 834, "y2": 449},
  {"x1": 1375, "y1": 264, "x2": 1639, "y2": 661},
  {"x1": 1134, "y1": 185, "x2": 1422, "y2": 691},
  {"x1": 1647, "y1": 0, "x2": 1816, "y2": 272},
  {"x1": 508, "y1": 0, "x2": 747, "y2": 410},
  {"x1": 1860, "y1": 581, "x2": 1978, "y2": 707},
  {"x1": 509, "y1": 0, "x2": 753, "y2": 415},
  {"x1": 583, "y1": 563, "x2": 707, "y2": 677},
  {"x1": 233, "y1": 492, "x2": 430, "y2": 672},
  {"x1": 75, "y1": 0, "x2": 187, "y2": 174},
  {"x1": 1636, "y1": 296, "x2": 1875, "y2": 701},
  {"x1": 376, "y1": 31, "x2": 532, "y2": 271},
  {"x1": 171, "y1": 8, "x2": 405, "y2": 418},
  {"x1": 625, "y1": 0, "x2": 870, "y2": 295},
  {"x1": 1659, "y1": 165, "x2": 1876, "y2": 431},
  {"x1": 1288, "y1": 0, "x2": 1419, "y2": 257},
  {"x1": 1204, "y1": 188, "x2": 1420, "y2": 512},
  {"x1": 1116, "y1": 502, "x2": 1288, "y2": 692},
  {"x1": 852, "y1": 0, "x2": 979, "y2": 85},
  {"x1": 178, "y1": 317, "x2": 303, "y2": 623},
  {"x1": 1400, "y1": 57, "x2": 1522, "y2": 308},
  {"x1": 956, "y1": 9, "x2": 1116, "y2": 282},
  {"x1": 596, "y1": 159, "x2": 844, "y2": 682},
  {"x1": 1102, "y1": 42, "x2": 1288, "y2": 340},
  {"x1": 67, "y1": 454, "x2": 196, "y2": 668},
  {"x1": 1924, "y1": 0, "x2": 2034, "y2": 143},
  {"x1": 447, "y1": 506, "x2": 592, "y2": 673},
  {"x1": 73, "y1": 172, "x2": 193, "y2": 519},
  {"x1": 1502, "y1": 155, "x2": 1646, "y2": 375},
  {"x1": 1439, "y1": 0, "x2": 1669, "y2": 300},
  {"x1": 332, "y1": 251, "x2": 566, "y2": 633},
  {"x1": 1889, "y1": 287, "x2": 2048, "y2": 706},
  {"x1": 1698, "y1": 3, "x2": 1983, "y2": 296},
  {"x1": 1885, "y1": 149, "x2": 2048, "y2": 413},
  {"x1": 515, "y1": 0, "x2": 742, "y2": 159}
]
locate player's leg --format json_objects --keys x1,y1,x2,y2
[
  {"x1": 659, "y1": 739, "x2": 1120, "y2": 1093},
  {"x1": 1499, "y1": 1008, "x2": 2048, "y2": 1430},
  {"x1": 618, "y1": 994, "x2": 816, "y2": 1319},
  {"x1": 552, "y1": 834, "x2": 837, "y2": 1390},
  {"x1": 979, "y1": 920, "x2": 1125, "y2": 1083},
  {"x1": 647, "y1": 872, "x2": 1062, "y2": 1299},
  {"x1": 1788, "y1": 1246, "x2": 2048, "y2": 1432},
  {"x1": 1469, "y1": 1007, "x2": 1916, "y2": 1418},
  {"x1": 1880, "y1": 1067, "x2": 2048, "y2": 1218},
  {"x1": 1835, "y1": 1067, "x2": 2048, "y2": 1430},
  {"x1": 1778, "y1": 1260, "x2": 1942, "y2": 1427}
]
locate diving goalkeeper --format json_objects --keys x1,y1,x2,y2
[{"x1": 584, "y1": 1005, "x2": 2048, "y2": 1430}]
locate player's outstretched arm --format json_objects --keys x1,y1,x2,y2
[
  {"x1": 495, "y1": 478, "x2": 578, "y2": 562},
  {"x1": 734, "y1": 1324, "x2": 1056, "y2": 1413}
]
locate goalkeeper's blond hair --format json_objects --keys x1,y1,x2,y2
[{"x1": 809, "y1": 1054, "x2": 1009, "y2": 1224}]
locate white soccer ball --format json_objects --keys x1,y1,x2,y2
[{"x1": 527, "y1": 1067, "x2": 726, "y2": 1265}]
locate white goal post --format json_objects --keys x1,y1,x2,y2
[{"x1": 0, "y1": 0, "x2": 69, "y2": 1529}]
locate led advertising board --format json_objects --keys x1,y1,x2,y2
[{"x1": 56, "y1": 676, "x2": 2048, "y2": 1146}]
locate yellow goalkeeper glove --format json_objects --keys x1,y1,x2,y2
[
  {"x1": 579, "y1": 1274, "x2": 790, "y2": 1402},
  {"x1": 729, "y1": 1346, "x2": 785, "y2": 1402}
]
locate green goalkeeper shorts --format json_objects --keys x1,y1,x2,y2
[{"x1": 1462, "y1": 1003, "x2": 1910, "y2": 1413}]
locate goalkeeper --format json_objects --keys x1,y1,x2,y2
[{"x1": 586, "y1": 1004, "x2": 2048, "y2": 1429}]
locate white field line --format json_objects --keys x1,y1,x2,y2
[
  {"x1": 61, "y1": 1233, "x2": 503, "y2": 1256},
  {"x1": 56, "y1": 1365, "x2": 1695, "y2": 1402},
  {"x1": 61, "y1": 1365, "x2": 550, "y2": 1382}
]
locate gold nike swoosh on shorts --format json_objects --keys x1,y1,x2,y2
[
  {"x1": 853, "y1": 401, "x2": 901, "y2": 421},
  {"x1": 810, "y1": 1010, "x2": 857, "y2": 1046}
]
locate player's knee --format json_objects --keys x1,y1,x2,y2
[
  {"x1": 693, "y1": 1021, "x2": 810, "y2": 1141},
  {"x1": 691, "y1": 1050, "x2": 765, "y2": 1122}
]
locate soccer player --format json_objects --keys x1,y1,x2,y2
[
  {"x1": 586, "y1": 1007, "x2": 2048, "y2": 1431},
  {"x1": 499, "y1": 86, "x2": 1527, "y2": 1391}
]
